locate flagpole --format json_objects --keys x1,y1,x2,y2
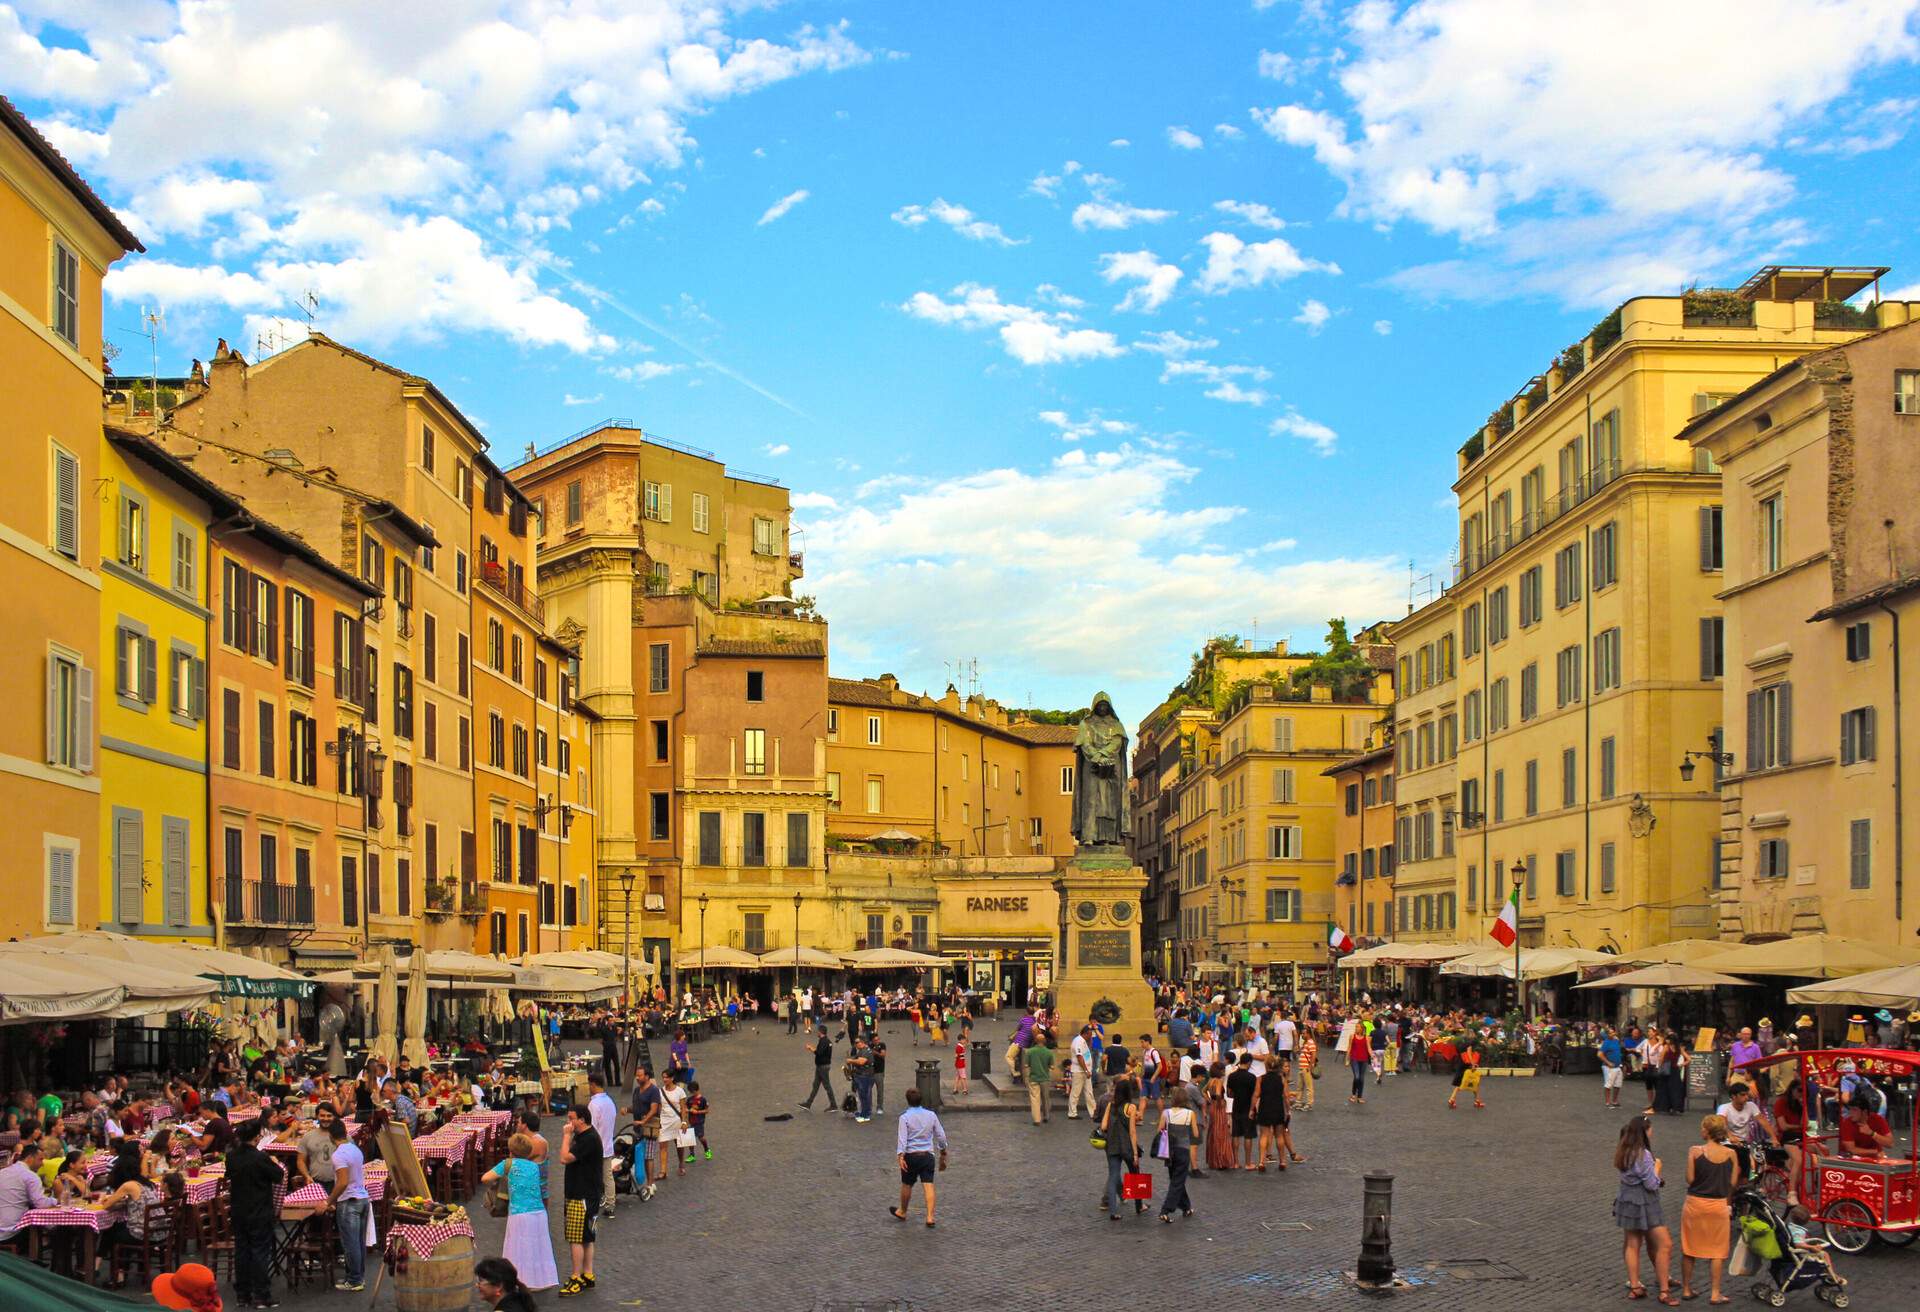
[{"x1": 1511, "y1": 862, "x2": 1526, "y2": 1021}]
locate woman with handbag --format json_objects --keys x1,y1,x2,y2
[
  {"x1": 1155, "y1": 1087, "x2": 1197, "y2": 1222},
  {"x1": 1099, "y1": 1075, "x2": 1144, "y2": 1221},
  {"x1": 482, "y1": 1133, "x2": 558, "y2": 1293}
]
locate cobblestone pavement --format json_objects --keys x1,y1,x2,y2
[{"x1": 278, "y1": 1018, "x2": 1915, "y2": 1310}]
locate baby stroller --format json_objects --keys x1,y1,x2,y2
[
  {"x1": 1733, "y1": 1191, "x2": 1849, "y2": 1307},
  {"x1": 609, "y1": 1121, "x2": 642, "y2": 1196}
]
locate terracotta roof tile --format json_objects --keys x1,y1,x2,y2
[
  {"x1": 699, "y1": 638, "x2": 824, "y2": 658},
  {"x1": 828, "y1": 677, "x2": 897, "y2": 707},
  {"x1": 1006, "y1": 723, "x2": 1078, "y2": 745}
]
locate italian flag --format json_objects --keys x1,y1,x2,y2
[
  {"x1": 1490, "y1": 887, "x2": 1520, "y2": 947},
  {"x1": 1328, "y1": 922, "x2": 1354, "y2": 954}
]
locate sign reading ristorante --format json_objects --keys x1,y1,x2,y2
[{"x1": 965, "y1": 895, "x2": 1030, "y2": 913}]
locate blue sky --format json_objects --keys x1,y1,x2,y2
[{"x1": 10, "y1": 0, "x2": 1920, "y2": 726}]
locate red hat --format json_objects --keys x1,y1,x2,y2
[{"x1": 152, "y1": 1264, "x2": 222, "y2": 1312}]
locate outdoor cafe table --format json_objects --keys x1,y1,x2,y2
[{"x1": 18, "y1": 1204, "x2": 118, "y2": 1284}]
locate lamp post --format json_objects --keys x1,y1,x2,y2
[
  {"x1": 697, "y1": 893, "x2": 709, "y2": 1000},
  {"x1": 618, "y1": 868, "x2": 637, "y2": 1011},
  {"x1": 1677, "y1": 741, "x2": 1735, "y2": 783},
  {"x1": 1508, "y1": 861, "x2": 1527, "y2": 1018},
  {"x1": 792, "y1": 891, "x2": 804, "y2": 998}
]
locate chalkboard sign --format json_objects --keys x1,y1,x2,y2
[{"x1": 1687, "y1": 1051, "x2": 1723, "y2": 1105}]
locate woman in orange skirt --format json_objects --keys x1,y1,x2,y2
[
  {"x1": 1204, "y1": 1060, "x2": 1235, "y2": 1172},
  {"x1": 1680, "y1": 1114, "x2": 1737, "y2": 1304}
]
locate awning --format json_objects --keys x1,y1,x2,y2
[
  {"x1": 0, "y1": 955, "x2": 129, "y2": 1023},
  {"x1": 672, "y1": 946, "x2": 766, "y2": 970},
  {"x1": 1786, "y1": 963, "x2": 1920, "y2": 1008},
  {"x1": 3, "y1": 931, "x2": 308, "y2": 1000},
  {"x1": 1338, "y1": 942, "x2": 1478, "y2": 968},
  {"x1": 1573, "y1": 964, "x2": 1758, "y2": 991},
  {"x1": 512, "y1": 965, "x2": 622, "y2": 1002},
  {"x1": 1692, "y1": 933, "x2": 1920, "y2": 980},
  {"x1": 842, "y1": 948, "x2": 947, "y2": 969},
  {"x1": 1441, "y1": 946, "x2": 1621, "y2": 980},
  {"x1": 756, "y1": 946, "x2": 845, "y2": 970}
]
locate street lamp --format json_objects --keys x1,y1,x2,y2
[
  {"x1": 697, "y1": 892, "x2": 709, "y2": 1000},
  {"x1": 1677, "y1": 741, "x2": 1735, "y2": 783},
  {"x1": 1509, "y1": 861, "x2": 1527, "y2": 1018},
  {"x1": 792, "y1": 891, "x2": 804, "y2": 996},
  {"x1": 618, "y1": 868, "x2": 637, "y2": 1011}
]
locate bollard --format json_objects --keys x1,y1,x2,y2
[
  {"x1": 971, "y1": 1039, "x2": 994, "y2": 1084},
  {"x1": 1356, "y1": 1171, "x2": 1396, "y2": 1288},
  {"x1": 915, "y1": 1058, "x2": 944, "y2": 1109}
]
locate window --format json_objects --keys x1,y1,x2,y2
[
  {"x1": 486, "y1": 619, "x2": 503, "y2": 671},
  {"x1": 1746, "y1": 682, "x2": 1793, "y2": 771},
  {"x1": 1553, "y1": 541, "x2": 1583, "y2": 608},
  {"x1": 1489, "y1": 676, "x2": 1510, "y2": 732},
  {"x1": 52, "y1": 240, "x2": 79, "y2": 344},
  {"x1": 1555, "y1": 850, "x2": 1576, "y2": 897},
  {"x1": 1895, "y1": 370, "x2": 1920, "y2": 414},
  {"x1": 1524, "y1": 759, "x2": 1538, "y2": 816},
  {"x1": 865, "y1": 776, "x2": 883, "y2": 813},
  {"x1": 455, "y1": 632, "x2": 470, "y2": 697},
  {"x1": 743, "y1": 728, "x2": 766, "y2": 775},
  {"x1": 643, "y1": 480, "x2": 670, "y2": 522},
  {"x1": 692, "y1": 569, "x2": 718, "y2": 603},
  {"x1": 1590, "y1": 407, "x2": 1621, "y2": 480},
  {"x1": 257, "y1": 700, "x2": 275, "y2": 778},
  {"x1": 1593, "y1": 627, "x2": 1622, "y2": 693},
  {"x1": 752, "y1": 517, "x2": 779, "y2": 555},
  {"x1": 698, "y1": 812, "x2": 722, "y2": 866},
  {"x1": 419, "y1": 424, "x2": 435, "y2": 473},
  {"x1": 288, "y1": 711, "x2": 317, "y2": 784},
  {"x1": 1562, "y1": 747, "x2": 1577, "y2": 806},
  {"x1": 1760, "y1": 494, "x2": 1785, "y2": 573},
  {"x1": 649, "y1": 792, "x2": 670, "y2": 842},
  {"x1": 862, "y1": 713, "x2": 882, "y2": 745},
  {"x1": 50, "y1": 442, "x2": 81, "y2": 560},
  {"x1": 1600, "y1": 736, "x2": 1616, "y2": 800},
  {"x1": 1268, "y1": 825, "x2": 1302, "y2": 859},
  {"x1": 649, "y1": 643, "x2": 671, "y2": 693},
  {"x1": 1758, "y1": 837, "x2": 1790, "y2": 879},
  {"x1": 394, "y1": 664, "x2": 414, "y2": 739},
  {"x1": 1845, "y1": 621, "x2": 1871, "y2": 662},
  {"x1": 787, "y1": 812, "x2": 809, "y2": 867},
  {"x1": 1699, "y1": 617, "x2": 1725, "y2": 679},
  {"x1": 742, "y1": 813, "x2": 767, "y2": 866},
  {"x1": 1850, "y1": 819, "x2": 1872, "y2": 889},
  {"x1": 647, "y1": 561, "x2": 669, "y2": 594},
  {"x1": 1699, "y1": 506, "x2": 1724, "y2": 571},
  {"x1": 746, "y1": 670, "x2": 765, "y2": 702},
  {"x1": 1272, "y1": 717, "x2": 1295, "y2": 751},
  {"x1": 1492, "y1": 770, "x2": 1505, "y2": 823},
  {"x1": 1596, "y1": 841, "x2": 1616, "y2": 894},
  {"x1": 285, "y1": 590, "x2": 315, "y2": 686},
  {"x1": 512, "y1": 723, "x2": 530, "y2": 777},
  {"x1": 510, "y1": 633, "x2": 524, "y2": 683},
  {"x1": 1555, "y1": 644, "x2": 1584, "y2": 708},
  {"x1": 1518, "y1": 564, "x2": 1542, "y2": 627},
  {"x1": 458, "y1": 716, "x2": 471, "y2": 770},
  {"x1": 1487, "y1": 586, "x2": 1509, "y2": 644},
  {"x1": 423, "y1": 702, "x2": 438, "y2": 761},
  {"x1": 1524, "y1": 854, "x2": 1538, "y2": 900},
  {"x1": 488, "y1": 713, "x2": 505, "y2": 768},
  {"x1": 651, "y1": 719, "x2": 670, "y2": 762},
  {"x1": 736, "y1": 910, "x2": 764, "y2": 953},
  {"x1": 45, "y1": 840, "x2": 77, "y2": 925},
  {"x1": 116, "y1": 489, "x2": 147, "y2": 572},
  {"x1": 455, "y1": 551, "x2": 468, "y2": 594},
  {"x1": 115, "y1": 623, "x2": 156, "y2": 705},
  {"x1": 1060, "y1": 765, "x2": 1075, "y2": 794},
  {"x1": 1591, "y1": 521, "x2": 1618, "y2": 590},
  {"x1": 1344, "y1": 783, "x2": 1359, "y2": 816},
  {"x1": 1840, "y1": 707, "x2": 1877, "y2": 765},
  {"x1": 251, "y1": 574, "x2": 278, "y2": 660},
  {"x1": 1265, "y1": 888, "x2": 1300, "y2": 922},
  {"x1": 566, "y1": 479, "x2": 583, "y2": 526},
  {"x1": 691, "y1": 492, "x2": 710, "y2": 533},
  {"x1": 1462, "y1": 603, "x2": 1481, "y2": 657}
]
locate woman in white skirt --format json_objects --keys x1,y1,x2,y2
[
  {"x1": 482, "y1": 1132, "x2": 559, "y2": 1291},
  {"x1": 658, "y1": 1069, "x2": 694, "y2": 1177}
]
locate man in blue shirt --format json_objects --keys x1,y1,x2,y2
[
  {"x1": 1599, "y1": 1028, "x2": 1625, "y2": 1108},
  {"x1": 888, "y1": 1087, "x2": 949, "y2": 1228},
  {"x1": 1168, "y1": 1009, "x2": 1195, "y2": 1056}
]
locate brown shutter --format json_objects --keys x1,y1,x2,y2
[{"x1": 1777, "y1": 682, "x2": 1793, "y2": 765}]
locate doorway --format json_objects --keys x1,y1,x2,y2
[{"x1": 1000, "y1": 960, "x2": 1030, "y2": 1008}]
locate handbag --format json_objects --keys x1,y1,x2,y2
[
  {"x1": 1121, "y1": 1171, "x2": 1153, "y2": 1201},
  {"x1": 1152, "y1": 1128, "x2": 1170, "y2": 1160},
  {"x1": 1728, "y1": 1234, "x2": 1754, "y2": 1277}
]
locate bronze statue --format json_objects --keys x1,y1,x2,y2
[{"x1": 1071, "y1": 691, "x2": 1128, "y2": 849}]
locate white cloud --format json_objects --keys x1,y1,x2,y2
[
  {"x1": 901, "y1": 283, "x2": 1124, "y2": 366},
  {"x1": 891, "y1": 198, "x2": 1023, "y2": 245},
  {"x1": 1159, "y1": 357, "x2": 1273, "y2": 408},
  {"x1": 791, "y1": 491, "x2": 839, "y2": 511},
  {"x1": 1373, "y1": 319, "x2": 1393, "y2": 335},
  {"x1": 763, "y1": 442, "x2": 790, "y2": 457},
  {"x1": 1212, "y1": 199, "x2": 1287, "y2": 231},
  {"x1": 1259, "y1": 538, "x2": 1300, "y2": 552},
  {"x1": 758, "y1": 189, "x2": 809, "y2": 225},
  {"x1": 17, "y1": 3, "x2": 869, "y2": 354},
  {"x1": 1071, "y1": 200, "x2": 1175, "y2": 231},
  {"x1": 1038, "y1": 409, "x2": 1136, "y2": 443},
  {"x1": 1206, "y1": 379, "x2": 1271, "y2": 406},
  {"x1": 1257, "y1": 49, "x2": 1295, "y2": 80},
  {"x1": 1196, "y1": 231, "x2": 1339, "y2": 293},
  {"x1": 1293, "y1": 298, "x2": 1332, "y2": 333},
  {"x1": 1133, "y1": 329, "x2": 1219, "y2": 357},
  {"x1": 801, "y1": 445, "x2": 1403, "y2": 705},
  {"x1": 35, "y1": 118, "x2": 112, "y2": 166},
  {"x1": 1249, "y1": 0, "x2": 1920, "y2": 301},
  {"x1": 1213, "y1": 123, "x2": 1245, "y2": 140},
  {"x1": 1099, "y1": 249, "x2": 1184, "y2": 312},
  {"x1": 561, "y1": 391, "x2": 602, "y2": 406},
  {"x1": 1109, "y1": 138, "x2": 1131, "y2": 148},
  {"x1": 1271, "y1": 409, "x2": 1339, "y2": 456},
  {"x1": 610, "y1": 360, "x2": 682, "y2": 383},
  {"x1": 1166, "y1": 125, "x2": 1203, "y2": 150}
]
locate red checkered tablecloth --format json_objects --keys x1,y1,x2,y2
[
  {"x1": 180, "y1": 1164, "x2": 224, "y2": 1204},
  {"x1": 18, "y1": 1206, "x2": 116, "y2": 1232},
  {"x1": 280, "y1": 1162, "x2": 388, "y2": 1211},
  {"x1": 385, "y1": 1214, "x2": 474, "y2": 1259},
  {"x1": 451, "y1": 1110, "x2": 512, "y2": 1131}
]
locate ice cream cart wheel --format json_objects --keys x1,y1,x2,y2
[
  {"x1": 1821, "y1": 1199, "x2": 1875, "y2": 1254},
  {"x1": 1876, "y1": 1227, "x2": 1915, "y2": 1247}
]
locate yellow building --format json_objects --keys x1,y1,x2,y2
[
  {"x1": 1325, "y1": 743, "x2": 1397, "y2": 943},
  {"x1": 1448, "y1": 268, "x2": 1920, "y2": 954},
  {"x1": 1386, "y1": 593, "x2": 1462, "y2": 944},
  {"x1": 1681, "y1": 310, "x2": 1920, "y2": 946},
  {"x1": 97, "y1": 430, "x2": 230, "y2": 940},
  {"x1": 824, "y1": 676, "x2": 1077, "y2": 858},
  {"x1": 0, "y1": 98, "x2": 142, "y2": 939}
]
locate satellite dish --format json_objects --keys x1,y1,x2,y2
[{"x1": 319, "y1": 1002, "x2": 347, "y2": 1076}]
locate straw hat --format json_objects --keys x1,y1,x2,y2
[
  {"x1": 1795, "y1": 1015, "x2": 1813, "y2": 1028},
  {"x1": 1907, "y1": 1011, "x2": 1920, "y2": 1023},
  {"x1": 1874, "y1": 1009, "x2": 1894, "y2": 1023},
  {"x1": 1757, "y1": 1017, "x2": 1772, "y2": 1027}
]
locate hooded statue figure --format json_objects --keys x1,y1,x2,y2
[{"x1": 1071, "y1": 692, "x2": 1128, "y2": 848}]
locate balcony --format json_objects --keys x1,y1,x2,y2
[
  {"x1": 425, "y1": 879, "x2": 457, "y2": 916},
  {"x1": 477, "y1": 560, "x2": 546, "y2": 624},
  {"x1": 1453, "y1": 457, "x2": 1627, "y2": 584},
  {"x1": 458, "y1": 877, "x2": 487, "y2": 918},
  {"x1": 787, "y1": 551, "x2": 804, "y2": 577},
  {"x1": 223, "y1": 879, "x2": 314, "y2": 928}
]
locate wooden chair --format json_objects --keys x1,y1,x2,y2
[
  {"x1": 109, "y1": 1179, "x2": 179, "y2": 1289},
  {"x1": 197, "y1": 1193, "x2": 235, "y2": 1282},
  {"x1": 285, "y1": 1215, "x2": 339, "y2": 1291}
]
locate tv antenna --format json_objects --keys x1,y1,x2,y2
[
  {"x1": 300, "y1": 287, "x2": 320, "y2": 330},
  {"x1": 1407, "y1": 561, "x2": 1435, "y2": 613},
  {"x1": 139, "y1": 306, "x2": 164, "y2": 419}
]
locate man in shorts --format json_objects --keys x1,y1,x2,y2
[
  {"x1": 888, "y1": 1087, "x2": 948, "y2": 1227},
  {"x1": 1599, "y1": 1027, "x2": 1626, "y2": 1108},
  {"x1": 558, "y1": 1103, "x2": 602, "y2": 1297}
]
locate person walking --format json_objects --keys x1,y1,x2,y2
[
  {"x1": 483, "y1": 1134, "x2": 559, "y2": 1293},
  {"x1": 1099, "y1": 1074, "x2": 1143, "y2": 1221},
  {"x1": 657, "y1": 1069, "x2": 690, "y2": 1177},
  {"x1": 557, "y1": 1105, "x2": 602, "y2": 1298},
  {"x1": 1226, "y1": 1053, "x2": 1259, "y2": 1170},
  {"x1": 1067, "y1": 1026, "x2": 1097, "y2": 1120},
  {"x1": 585, "y1": 1073, "x2": 617, "y2": 1219},
  {"x1": 225, "y1": 1117, "x2": 284, "y2": 1309},
  {"x1": 319, "y1": 1116, "x2": 370, "y2": 1293},
  {"x1": 888, "y1": 1087, "x2": 948, "y2": 1228},
  {"x1": 798, "y1": 1026, "x2": 837, "y2": 1112},
  {"x1": 1347, "y1": 1018, "x2": 1373, "y2": 1104},
  {"x1": 1600, "y1": 1027, "x2": 1626, "y2": 1109},
  {"x1": 598, "y1": 1018, "x2": 622, "y2": 1090},
  {"x1": 1155, "y1": 1087, "x2": 1197, "y2": 1222},
  {"x1": 1296, "y1": 1028, "x2": 1317, "y2": 1110},
  {"x1": 1448, "y1": 1036, "x2": 1486, "y2": 1111},
  {"x1": 785, "y1": 993, "x2": 800, "y2": 1036},
  {"x1": 1680, "y1": 1114, "x2": 1737, "y2": 1304},
  {"x1": 1024, "y1": 1033, "x2": 1056, "y2": 1126},
  {"x1": 1613, "y1": 1116, "x2": 1676, "y2": 1304}
]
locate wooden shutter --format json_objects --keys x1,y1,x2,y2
[
  {"x1": 45, "y1": 657, "x2": 60, "y2": 763},
  {"x1": 235, "y1": 572, "x2": 254, "y2": 656},
  {"x1": 115, "y1": 628, "x2": 130, "y2": 696},
  {"x1": 163, "y1": 818, "x2": 190, "y2": 927},
  {"x1": 76, "y1": 664, "x2": 94, "y2": 771},
  {"x1": 141, "y1": 635, "x2": 157, "y2": 703},
  {"x1": 284, "y1": 589, "x2": 297, "y2": 678},
  {"x1": 1777, "y1": 682, "x2": 1793, "y2": 765},
  {"x1": 223, "y1": 689, "x2": 242, "y2": 768},
  {"x1": 1745, "y1": 691, "x2": 1763, "y2": 771},
  {"x1": 115, "y1": 812, "x2": 143, "y2": 923},
  {"x1": 47, "y1": 845, "x2": 75, "y2": 923},
  {"x1": 302, "y1": 719, "x2": 316, "y2": 785},
  {"x1": 461, "y1": 830, "x2": 476, "y2": 879},
  {"x1": 1862, "y1": 707, "x2": 1876, "y2": 762},
  {"x1": 191, "y1": 658, "x2": 207, "y2": 720},
  {"x1": 1699, "y1": 618, "x2": 1716, "y2": 680},
  {"x1": 1699, "y1": 508, "x2": 1716, "y2": 570},
  {"x1": 262, "y1": 580, "x2": 279, "y2": 661},
  {"x1": 53, "y1": 447, "x2": 79, "y2": 558}
]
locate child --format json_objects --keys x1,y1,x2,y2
[
  {"x1": 685, "y1": 1082, "x2": 711, "y2": 1161},
  {"x1": 1782, "y1": 1203, "x2": 1846, "y2": 1286},
  {"x1": 954, "y1": 1036, "x2": 969, "y2": 1095}
]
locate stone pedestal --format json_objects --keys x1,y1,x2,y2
[{"x1": 1050, "y1": 849, "x2": 1155, "y2": 1040}]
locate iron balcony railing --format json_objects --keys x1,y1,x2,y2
[
  {"x1": 223, "y1": 879, "x2": 314, "y2": 927},
  {"x1": 478, "y1": 560, "x2": 546, "y2": 624},
  {"x1": 1453, "y1": 457, "x2": 1632, "y2": 584}
]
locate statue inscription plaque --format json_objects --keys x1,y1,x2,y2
[{"x1": 1076, "y1": 929, "x2": 1132, "y2": 969}]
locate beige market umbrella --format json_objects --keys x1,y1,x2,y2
[
  {"x1": 673, "y1": 946, "x2": 765, "y2": 970},
  {"x1": 512, "y1": 964, "x2": 622, "y2": 1002},
  {"x1": 1787, "y1": 963, "x2": 1920, "y2": 1009},
  {"x1": 0, "y1": 943, "x2": 215, "y2": 1018},
  {"x1": 402, "y1": 947, "x2": 431, "y2": 1065},
  {"x1": 0, "y1": 953, "x2": 129, "y2": 1022},
  {"x1": 14, "y1": 931, "x2": 310, "y2": 995},
  {"x1": 372, "y1": 945, "x2": 400, "y2": 1063},
  {"x1": 758, "y1": 946, "x2": 844, "y2": 970},
  {"x1": 1574, "y1": 964, "x2": 1758, "y2": 990},
  {"x1": 1698, "y1": 933, "x2": 1920, "y2": 980},
  {"x1": 1339, "y1": 942, "x2": 1476, "y2": 968},
  {"x1": 1442, "y1": 946, "x2": 1620, "y2": 980},
  {"x1": 518, "y1": 949, "x2": 627, "y2": 976},
  {"x1": 1619, "y1": 939, "x2": 1739, "y2": 967},
  {"x1": 842, "y1": 948, "x2": 947, "y2": 969}
]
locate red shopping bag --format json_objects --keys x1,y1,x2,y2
[{"x1": 1121, "y1": 1172, "x2": 1154, "y2": 1201}]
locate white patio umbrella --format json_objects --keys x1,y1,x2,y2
[
  {"x1": 402, "y1": 946, "x2": 431, "y2": 1065},
  {"x1": 841, "y1": 948, "x2": 947, "y2": 969},
  {"x1": 0, "y1": 942, "x2": 215, "y2": 1018},
  {"x1": 372, "y1": 945, "x2": 400, "y2": 1063},
  {"x1": 512, "y1": 964, "x2": 622, "y2": 1002},
  {"x1": 673, "y1": 946, "x2": 768, "y2": 970},
  {"x1": 1787, "y1": 962, "x2": 1920, "y2": 1009},
  {"x1": 0, "y1": 953, "x2": 128, "y2": 1022}
]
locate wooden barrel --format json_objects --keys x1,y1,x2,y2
[{"x1": 394, "y1": 1234, "x2": 474, "y2": 1312}]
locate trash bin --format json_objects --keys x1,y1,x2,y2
[
  {"x1": 971, "y1": 1040, "x2": 993, "y2": 1083},
  {"x1": 915, "y1": 1058, "x2": 944, "y2": 1110}
]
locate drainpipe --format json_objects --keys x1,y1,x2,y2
[
  {"x1": 1583, "y1": 520, "x2": 1594, "y2": 906},
  {"x1": 205, "y1": 512, "x2": 251, "y2": 954},
  {"x1": 1880, "y1": 598, "x2": 1905, "y2": 925}
]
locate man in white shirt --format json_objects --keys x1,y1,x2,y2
[
  {"x1": 587, "y1": 1071, "x2": 619, "y2": 1217},
  {"x1": 1242, "y1": 1025, "x2": 1271, "y2": 1078},
  {"x1": 1067, "y1": 1026, "x2": 1097, "y2": 1119}
]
